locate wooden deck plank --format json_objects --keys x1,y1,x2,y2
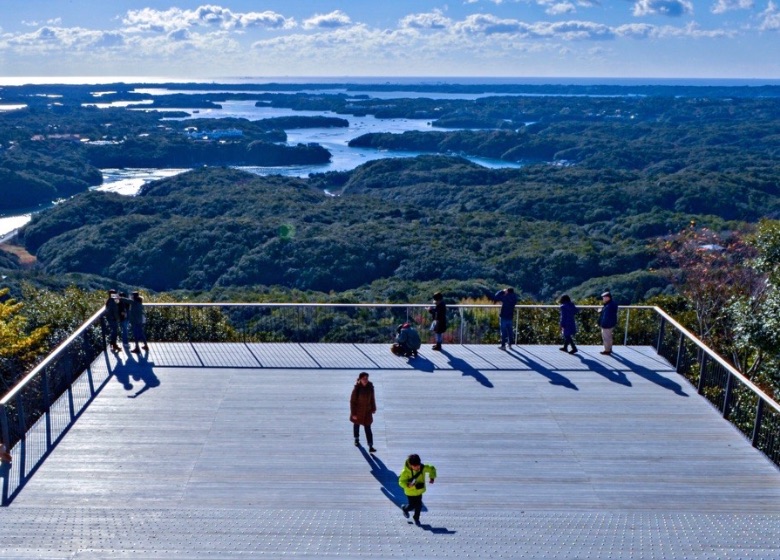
[{"x1": 1, "y1": 343, "x2": 779, "y2": 559}]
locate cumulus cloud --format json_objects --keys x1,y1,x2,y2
[
  {"x1": 399, "y1": 10, "x2": 452, "y2": 29},
  {"x1": 759, "y1": 1, "x2": 780, "y2": 30},
  {"x1": 633, "y1": 0, "x2": 694, "y2": 17},
  {"x1": 546, "y1": 2, "x2": 577, "y2": 15},
  {"x1": 122, "y1": 5, "x2": 294, "y2": 33},
  {"x1": 456, "y1": 14, "x2": 532, "y2": 34},
  {"x1": 7, "y1": 26, "x2": 125, "y2": 51},
  {"x1": 302, "y1": 10, "x2": 352, "y2": 30},
  {"x1": 711, "y1": 0, "x2": 753, "y2": 14}
]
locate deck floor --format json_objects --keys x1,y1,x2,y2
[{"x1": 1, "y1": 343, "x2": 779, "y2": 558}]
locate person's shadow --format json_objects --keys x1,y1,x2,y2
[
  {"x1": 408, "y1": 354, "x2": 435, "y2": 373},
  {"x1": 611, "y1": 353, "x2": 688, "y2": 396},
  {"x1": 440, "y1": 349, "x2": 493, "y2": 388},
  {"x1": 359, "y1": 448, "x2": 456, "y2": 534},
  {"x1": 359, "y1": 447, "x2": 408, "y2": 509},
  {"x1": 573, "y1": 353, "x2": 632, "y2": 387},
  {"x1": 111, "y1": 354, "x2": 135, "y2": 391},
  {"x1": 507, "y1": 348, "x2": 578, "y2": 390},
  {"x1": 122, "y1": 350, "x2": 160, "y2": 398}
]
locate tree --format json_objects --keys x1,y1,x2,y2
[
  {"x1": 659, "y1": 225, "x2": 768, "y2": 380},
  {"x1": 0, "y1": 288, "x2": 50, "y2": 392}
]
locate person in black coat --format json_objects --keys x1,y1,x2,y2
[{"x1": 429, "y1": 292, "x2": 447, "y2": 351}]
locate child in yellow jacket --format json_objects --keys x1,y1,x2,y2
[{"x1": 399, "y1": 453, "x2": 437, "y2": 524}]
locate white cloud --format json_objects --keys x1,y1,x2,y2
[
  {"x1": 633, "y1": 0, "x2": 694, "y2": 17},
  {"x1": 711, "y1": 0, "x2": 753, "y2": 14},
  {"x1": 7, "y1": 26, "x2": 125, "y2": 51},
  {"x1": 302, "y1": 10, "x2": 352, "y2": 30},
  {"x1": 399, "y1": 10, "x2": 452, "y2": 30},
  {"x1": 546, "y1": 2, "x2": 577, "y2": 15},
  {"x1": 22, "y1": 18, "x2": 62, "y2": 27},
  {"x1": 122, "y1": 5, "x2": 294, "y2": 33},
  {"x1": 456, "y1": 14, "x2": 532, "y2": 34},
  {"x1": 759, "y1": 1, "x2": 780, "y2": 30}
]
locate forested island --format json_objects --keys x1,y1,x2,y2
[
  {"x1": 0, "y1": 104, "x2": 343, "y2": 210},
  {"x1": 3, "y1": 80, "x2": 780, "y2": 397}
]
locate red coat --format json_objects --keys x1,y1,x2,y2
[{"x1": 350, "y1": 382, "x2": 376, "y2": 426}]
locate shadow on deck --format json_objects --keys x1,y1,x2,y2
[{"x1": 1, "y1": 343, "x2": 779, "y2": 559}]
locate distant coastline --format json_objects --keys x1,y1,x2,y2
[{"x1": 2, "y1": 76, "x2": 780, "y2": 87}]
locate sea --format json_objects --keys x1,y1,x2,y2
[{"x1": 2, "y1": 75, "x2": 780, "y2": 237}]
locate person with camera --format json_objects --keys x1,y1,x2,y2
[{"x1": 399, "y1": 453, "x2": 437, "y2": 525}]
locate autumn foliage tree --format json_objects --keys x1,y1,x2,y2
[{"x1": 0, "y1": 288, "x2": 50, "y2": 393}]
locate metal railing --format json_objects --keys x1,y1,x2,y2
[{"x1": 2, "y1": 302, "x2": 779, "y2": 504}]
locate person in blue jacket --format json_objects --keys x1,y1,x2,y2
[
  {"x1": 598, "y1": 291, "x2": 619, "y2": 355},
  {"x1": 493, "y1": 287, "x2": 518, "y2": 350},
  {"x1": 558, "y1": 294, "x2": 578, "y2": 354}
]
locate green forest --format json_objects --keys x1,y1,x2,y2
[{"x1": 2, "y1": 83, "x2": 780, "y2": 396}]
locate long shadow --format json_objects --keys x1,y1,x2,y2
[
  {"x1": 407, "y1": 355, "x2": 435, "y2": 373},
  {"x1": 507, "y1": 348, "x2": 578, "y2": 390},
  {"x1": 124, "y1": 350, "x2": 160, "y2": 398},
  {"x1": 439, "y1": 349, "x2": 493, "y2": 388},
  {"x1": 611, "y1": 353, "x2": 689, "y2": 396},
  {"x1": 358, "y1": 447, "x2": 408, "y2": 510},
  {"x1": 573, "y1": 353, "x2": 632, "y2": 387}
]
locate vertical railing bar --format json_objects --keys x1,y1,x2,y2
[
  {"x1": 698, "y1": 354, "x2": 708, "y2": 394},
  {"x1": 656, "y1": 316, "x2": 666, "y2": 354},
  {"x1": 623, "y1": 308, "x2": 630, "y2": 346},
  {"x1": 42, "y1": 368, "x2": 52, "y2": 450},
  {"x1": 675, "y1": 332, "x2": 684, "y2": 373},
  {"x1": 722, "y1": 370, "x2": 733, "y2": 419},
  {"x1": 751, "y1": 398, "x2": 765, "y2": 448}
]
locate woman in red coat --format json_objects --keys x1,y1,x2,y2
[{"x1": 350, "y1": 372, "x2": 377, "y2": 453}]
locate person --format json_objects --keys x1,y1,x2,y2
[
  {"x1": 493, "y1": 287, "x2": 518, "y2": 350},
  {"x1": 0, "y1": 441, "x2": 11, "y2": 464},
  {"x1": 122, "y1": 291, "x2": 149, "y2": 354},
  {"x1": 392, "y1": 322, "x2": 421, "y2": 358},
  {"x1": 350, "y1": 372, "x2": 376, "y2": 453},
  {"x1": 104, "y1": 289, "x2": 121, "y2": 352},
  {"x1": 598, "y1": 290, "x2": 619, "y2": 355},
  {"x1": 558, "y1": 294, "x2": 578, "y2": 354},
  {"x1": 118, "y1": 291, "x2": 130, "y2": 346},
  {"x1": 428, "y1": 292, "x2": 447, "y2": 351},
  {"x1": 399, "y1": 453, "x2": 437, "y2": 525}
]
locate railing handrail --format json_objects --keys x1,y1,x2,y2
[
  {"x1": 652, "y1": 305, "x2": 780, "y2": 416},
  {"x1": 0, "y1": 307, "x2": 105, "y2": 406},
  {"x1": 143, "y1": 302, "x2": 657, "y2": 309}
]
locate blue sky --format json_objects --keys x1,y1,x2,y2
[{"x1": 0, "y1": 1, "x2": 778, "y2": 80}]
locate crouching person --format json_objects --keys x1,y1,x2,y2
[{"x1": 391, "y1": 322, "x2": 421, "y2": 358}]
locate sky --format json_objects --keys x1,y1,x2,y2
[{"x1": 0, "y1": 1, "x2": 778, "y2": 81}]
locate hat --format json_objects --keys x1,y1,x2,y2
[
  {"x1": 601, "y1": 291, "x2": 612, "y2": 298},
  {"x1": 432, "y1": 292, "x2": 443, "y2": 301}
]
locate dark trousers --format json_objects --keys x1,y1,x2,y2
[
  {"x1": 405, "y1": 494, "x2": 423, "y2": 520},
  {"x1": 353, "y1": 423, "x2": 373, "y2": 446},
  {"x1": 562, "y1": 334, "x2": 577, "y2": 350}
]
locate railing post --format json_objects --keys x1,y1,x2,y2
[
  {"x1": 623, "y1": 308, "x2": 630, "y2": 345},
  {"x1": 459, "y1": 307, "x2": 464, "y2": 344},
  {"x1": 0, "y1": 404, "x2": 10, "y2": 507},
  {"x1": 722, "y1": 371, "x2": 733, "y2": 419},
  {"x1": 675, "y1": 332, "x2": 685, "y2": 373},
  {"x1": 697, "y1": 354, "x2": 708, "y2": 394},
  {"x1": 656, "y1": 316, "x2": 666, "y2": 353},
  {"x1": 751, "y1": 398, "x2": 765, "y2": 448}
]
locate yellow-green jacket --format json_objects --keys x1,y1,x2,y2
[{"x1": 399, "y1": 460, "x2": 437, "y2": 497}]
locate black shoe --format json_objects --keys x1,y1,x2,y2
[
  {"x1": 414, "y1": 517, "x2": 421, "y2": 525},
  {"x1": 354, "y1": 440, "x2": 359, "y2": 446},
  {"x1": 432, "y1": 344, "x2": 441, "y2": 351},
  {"x1": 369, "y1": 446, "x2": 377, "y2": 453},
  {"x1": 569, "y1": 348, "x2": 578, "y2": 354},
  {"x1": 599, "y1": 350, "x2": 611, "y2": 355},
  {"x1": 559, "y1": 347, "x2": 568, "y2": 352},
  {"x1": 412, "y1": 351, "x2": 418, "y2": 358},
  {"x1": 402, "y1": 506, "x2": 409, "y2": 519}
]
